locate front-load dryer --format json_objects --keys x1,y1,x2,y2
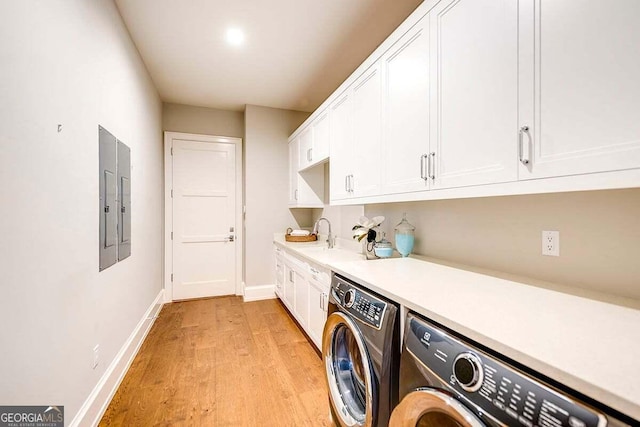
[
  {"x1": 322, "y1": 273, "x2": 401, "y2": 427},
  {"x1": 390, "y1": 311, "x2": 637, "y2": 427}
]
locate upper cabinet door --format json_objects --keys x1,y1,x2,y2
[
  {"x1": 329, "y1": 89, "x2": 354, "y2": 201},
  {"x1": 312, "y1": 109, "x2": 330, "y2": 164},
  {"x1": 352, "y1": 62, "x2": 382, "y2": 198},
  {"x1": 518, "y1": 0, "x2": 640, "y2": 180},
  {"x1": 430, "y1": 0, "x2": 519, "y2": 190},
  {"x1": 381, "y1": 16, "x2": 431, "y2": 195},
  {"x1": 298, "y1": 126, "x2": 314, "y2": 171},
  {"x1": 288, "y1": 139, "x2": 299, "y2": 205},
  {"x1": 289, "y1": 136, "x2": 324, "y2": 207}
]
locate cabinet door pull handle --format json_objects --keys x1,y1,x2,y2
[
  {"x1": 519, "y1": 126, "x2": 530, "y2": 165},
  {"x1": 349, "y1": 174, "x2": 354, "y2": 192},
  {"x1": 428, "y1": 152, "x2": 436, "y2": 180},
  {"x1": 420, "y1": 154, "x2": 428, "y2": 180},
  {"x1": 294, "y1": 189, "x2": 298, "y2": 200},
  {"x1": 345, "y1": 175, "x2": 349, "y2": 192}
]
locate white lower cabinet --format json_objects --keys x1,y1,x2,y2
[
  {"x1": 293, "y1": 269, "x2": 309, "y2": 329},
  {"x1": 274, "y1": 246, "x2": 284, "y2": 298},
  {"x1": 283, "y1": 266, "x2": 296, "y2": 311},
  {"x1": 274, "y1": 246, "x2": 330, "y2": 350},
  {"x1": 307, "y1": 278, "x2": 328, "y2": 349}
]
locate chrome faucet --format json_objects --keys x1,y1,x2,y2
[{"x1": 312, "y1": 217, "x2": 334, "y2": 249}]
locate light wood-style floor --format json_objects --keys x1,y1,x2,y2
[{"x1": 100, "y1": 296, "x2": 334, "y2": 426}]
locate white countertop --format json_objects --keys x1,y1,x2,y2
[
  {"x1": 274, "y1": 235, "x2": 366, "y2": 267},
  {"x1": 274, "y1": 237, "x2": 640, "y2": 421}
]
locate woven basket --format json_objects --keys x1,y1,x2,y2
[{"x1": 285, "y1": 228, "x2": 317, "y2": 242}]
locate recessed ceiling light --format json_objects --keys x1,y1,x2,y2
[{"x1": 225, "y1": 28, "x2": 245, "y2": 46}]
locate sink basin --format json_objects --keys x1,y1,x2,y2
[
  {"x1": 295, "y1": 245, "x2": 365, "y2": 264},
  {"x1": 298, "y1": 245, "x2": 332, "y2": 253}
]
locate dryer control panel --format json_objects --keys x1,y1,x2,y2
[
  {"x1": 332, "y1": 275, "x2": 386, "y2": 330},
  {"x1": 405, "y1": 314, "x2": 607, "y2": 427}
]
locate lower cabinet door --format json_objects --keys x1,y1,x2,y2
[
  {"x1": 275, "y1": 256, "x2": 284, "y2": 298},
  {"x1": 283, "y1": 267, "x2": 295, "y2": 310},
  {"x1": 293, "y1": 272, "x2": 309, "y2": 328},
  {"x1": 308, "y1": 280, "x2": 327, "y2": 350}
]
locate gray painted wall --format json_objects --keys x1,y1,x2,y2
[
  {"x1": 163, "y1": 102, "x2": 245, "y2": 138},
  {"x1": 244, "y1": 105, "x2": 310, "y2": 287},
  {"x1": 0, "y1": 0, "x2": 163, "y2": 420},
  {"x1": 365, "y1": 188, "x2": 640, "y2": 300}
]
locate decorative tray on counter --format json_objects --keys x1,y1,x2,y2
[{"x1": 285, "y1": 228, "x2": 317, "y2": 242}]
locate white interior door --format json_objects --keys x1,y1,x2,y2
[{"x1": 172, "y1": 138, "x2": 237, "y2": 300}]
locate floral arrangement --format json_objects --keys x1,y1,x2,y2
[{"x1": 352, "y1": 216, "x2": 385, "y2": 252}]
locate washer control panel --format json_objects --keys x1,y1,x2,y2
[
  {"x1": 406, "y1": 314, "x2": 606, "y2": 427},
  {"x1": 332, "y1": 276, "x2": 386, "y2": 330}
]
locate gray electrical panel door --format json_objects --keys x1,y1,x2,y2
[
  {"x1": 99, "y1": 126, "x2": 118, "y2": 271},
  {"x1": 117, "y1": 140, "x2": 131, "y2": 260}
]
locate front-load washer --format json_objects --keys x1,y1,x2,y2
[
  {"x1": 323, "y1": 273, "x2": 401, "y2": 427},
  {"x1": 390, "y1": 311, "x2": 637, "y2": 427}
]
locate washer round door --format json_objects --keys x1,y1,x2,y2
[
  {"x1": 323, "y1": 311, "x2": 376, "y2": 427},
  {"x1": 389, "y1": 388, "x2": 486, "y2": 427}
]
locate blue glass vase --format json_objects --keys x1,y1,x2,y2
[{"x1": 394, "y1": 213, "x2": 415, "y2": 257}]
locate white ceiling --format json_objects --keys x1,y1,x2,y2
[{"x1": 115, "y1": 0, "x2": 423, "y2": 112}]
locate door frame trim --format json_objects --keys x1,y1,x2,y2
[{"x1": 163, "y1": 131, "x2": 244, "y2": 302}]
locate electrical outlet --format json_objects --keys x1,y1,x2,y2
[
  {"x1": 542, "y1": 231, "x2": 560, "y2": 256},
  {"x1": 93, "y1": 345, "x2": 99, "y2": 369}
]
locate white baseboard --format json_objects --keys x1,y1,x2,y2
[
  {"x1": 243, "y1": 284, "x2": 276, "y2": 302},
  {"x1": 70, "y1": 289, "x2": 164, "y2": 427}
]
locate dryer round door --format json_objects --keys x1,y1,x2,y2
[
  {"x1": 389, "y1": 388, "x2": 486, "y2": 427},
  {"x1": 322, "y1": 311, "x2": 375, "y2": 427}
]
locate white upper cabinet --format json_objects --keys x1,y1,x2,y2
[
  {"x1": 518, "y1": 0, "x2": 640, "y2": 180},
  {"x1": 312, "y1": 109, "x2": 330, "y2": 164},
  {"x1": 330, "y1": 64, "x2": 382, "y2": 202},
  {"x1": 288, "y1": 138, "x2": 299, "y2": 205},
  {"x1": 289, "y1": 138, "x2": 324, "y2": 208},
  {"x1": 351, "y1": 62, "x2": 382, "y2": 197},
  {"x1": 381, "y1": 16, "x2": 431, "y2": 195},
  {"x1": 298, "y1": 126, "x2": 314, "y2": 171},
  {"x1": 430, "y1": 0, "x2": 519, "y2": 190},
  {"x1": 298, "y1": 109, "x2": 330, "y2": 172},
  {"x1": 329, "y1": 89, "x2": 354, "y2": 201},
  {"x1": 293, "y1": 0, "x2": 640, "y2": 205}
]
